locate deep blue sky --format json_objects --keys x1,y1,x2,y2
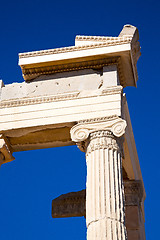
[{"x1": 0, "y1": 0, "x2": 159, "y2": 239}]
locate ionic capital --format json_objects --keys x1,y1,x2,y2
[
  {"x1": 0, "y1": 134, "x2": 15, "y2": 165},
  {"x1": 70, "y1": 116, "x2": 127, "y2": 143}
]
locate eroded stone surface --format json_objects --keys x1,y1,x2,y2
[
  {"x1": 52, "y1": 190, "x2": 86, "y2": 218},
  {"x1": 0, "y1": 24, "x2": 145, "y2": 240},
  {"x1": 52, "y1": 181, "x2": 145, "y2": 240},
  {"x1": 124, "y1": 180, "x2": 146, "y2": 240},
  {"x1": 1, "y1": 69, "x2": 102, "y2": 101}
]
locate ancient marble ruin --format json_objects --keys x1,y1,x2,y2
[{"x1": 0, "y1": 25, "x2": 145, "y2": 240}]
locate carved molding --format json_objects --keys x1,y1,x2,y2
[
  {"x1": 19, "y1": 25, "x2": 140, "y2": 88},
  {"x1": 76, "y1": 35, "x2": 132, "y2": 42},
  {"x1": 19, "y1": 37, "x2": 132, "y2": 59},
  {"x1": 0, "y1": 92, "x2": 80, "y2": 109},
  {"x1": 21, "y1": 57, "x2": 126, "y2": 86},
  {"x1": 0, "y1": 86, "x2": 122, "y2": 109},
  {"x1": 102, "y1": 85, "x2": 123, "y2": 95},
  {"x1": 0, "y1": 134, "x2": 15, "y2": 163},
  {"x1": 70, "y1": 116, "x2": 127, "y2": 143},
  {"x1": 86, "y1": 130, "x2": 123, "y2": 155}
]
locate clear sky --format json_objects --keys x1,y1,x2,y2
[{"x1": 0, "y1": 0, "x2": 159, "y2": 239}]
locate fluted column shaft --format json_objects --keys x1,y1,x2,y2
[
  {"x1": 70, "y1": 116, "x2": 127, "y2": 240},
  {"x1": 85, "y1": 130, "x2": 127, "y2": 240}
]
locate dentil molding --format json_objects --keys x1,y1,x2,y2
[{"x1": 19, "y1": 37, "x2": 132, "y2": 59}]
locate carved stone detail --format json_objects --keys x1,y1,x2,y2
[
  {"x1": 70, "y1": 116, "x2": 127, "y2": 143},
  {"x1": 0, "y1": 86, "x2": 122, "y2": 109},
  {"x1": 21, "y1": 57, "x2": 125, "y2": 84},
  {"x1": 0, "y1": 134, "x2": 15, "y2": 163},
  {"x1": 19, "y1": 37, "x2": 132, "y2": 59},
  {"x1": 86, "y1": 130, "x2": 123, "y2": 156},
  {"x1": 76, "y1": 35, "x2": 132, "y2": 42},
  {"x1": 0, "y1": 92, "x2": 79, "y2": 108},
  {"x1": 102, "y1": 85, "x2": 123, "y2": 95}
]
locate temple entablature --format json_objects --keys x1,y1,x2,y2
[
  {"x1": 18, "y1": 24, "x2": 140, "y2": 87},
  {"x1": 0, "y1": 24, "x2": 145, "y2": 240},
  {"x1": 0, "y1": 23, "x2": 144, "y2": 193}
]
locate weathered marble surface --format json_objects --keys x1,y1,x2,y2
[
  {"x1": 0, "y1": 24, "x2": 146, "y2": 240},
  {"x1": 52, "y1": 180, "x2": 145, "y2": 240},
  {"x1": 52, "y1": 190, "x2": 86, "y2": 218}
]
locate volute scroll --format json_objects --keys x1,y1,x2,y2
[{"x1": 70, "y1": 116, "x2": 127, "y2": 143}]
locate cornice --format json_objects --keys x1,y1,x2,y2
[
  {"x1": 18, "y1": 25, "x2": 141, "y2": 87},
  {"x1": 19, "y1": 37, "x2": 132, "y2": 59},
  {"x1": 76, "y1": 36, "x2": 131, "y2": 42},
  {"x1": 21, "y1": 57, "x2": 126, "y2": 86}
]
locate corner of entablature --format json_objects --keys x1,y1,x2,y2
[
  {"x1": 119, "y1": 24, "x2": 141, "y2": 85},
  {"x1": 0, "y1": 134, "x2": 15, "y2": 165},
  {"x1": 70, "y1": 116, "x2": 127, "y2": 146}
]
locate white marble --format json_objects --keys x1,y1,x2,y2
[
  {"x1": 0, "y1": 24, "x2": 146, "y2": 240},
  {"x1": 71, "y1": 119, "x2": 127, "y2": 240}
]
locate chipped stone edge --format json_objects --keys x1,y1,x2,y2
[{"x1": 0, "y1": 86, "x2": 122, "y2": 109}]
